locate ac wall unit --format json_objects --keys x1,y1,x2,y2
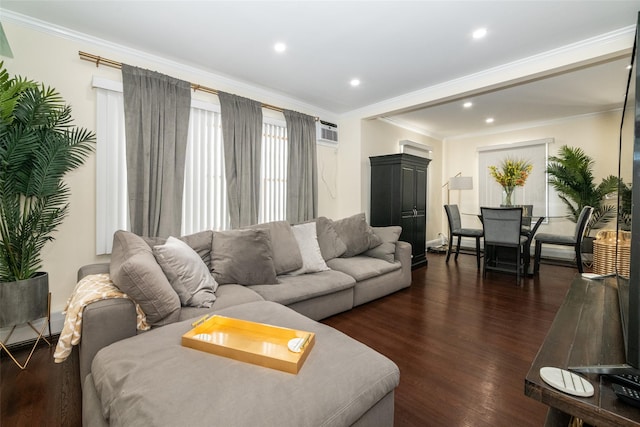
[{"x1": 316, "y1": 120, "x2": 338, "y2": 145}]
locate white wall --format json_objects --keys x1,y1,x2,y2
[
  {"x1": 331, "y1": 116, "x2": 363, "y2": 218},
  {"x1": 2, "y1": 19, "x2": 341, "y2": 333},
  {"x1": 360, "y1": 119, "x2": 443, "y2": 242}
]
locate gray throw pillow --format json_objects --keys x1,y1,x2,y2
[
  {"x1": 180, "y1": 230, "x2": 214, "y2": 268},
  {"x1": 142, "y1": 230, "x2": 214, "y2": 268},
  {"x1": 334, "y1": 213, "x2": 382, "y2": 257},
  {"x1": 247, "y1": 221, "x2": 302, "y2": 274},
  {"x1": 315, "y1": 216, "x2": 347, "y2": 261},
  {"x1": 364, "y1": 226, "x2": 402, "y2": 263},
  {"x1": 109, "y1": 230, "x2": 181, "y2": 327},
  {"x1": 153, "y1": 236, "x2": 218, "y2": 308},
  {"x1": 211, "y1": 229, "x2": 278, "y2": 285}
]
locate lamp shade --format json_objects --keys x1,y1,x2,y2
[{"x1": 449, "y1": 176, "x2": 473, "y2": 190}]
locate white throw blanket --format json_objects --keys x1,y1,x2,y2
[{"x1": 54, "y1": 273, "x2": 149, "y2": 363}]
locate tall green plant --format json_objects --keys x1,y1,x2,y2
[
  {"x1": 0, "y1": 64, "x2": 95, "y2": 282},
  {"x1": 546, "y1": 145, "x2": 619, "y2": 235}
]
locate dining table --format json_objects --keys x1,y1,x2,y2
[{"x1": 463, "y1": 209, "x2": 546, "y2": 276}]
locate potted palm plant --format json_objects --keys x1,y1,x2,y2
[
  {"x1": 546, "y1": 145, "x2": 620, "y2": 254},
  {"x1": 0, "y1": 63, "x2": 95, "y2": 328}
]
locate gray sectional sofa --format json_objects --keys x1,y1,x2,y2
[{"x1": 78, "y1": 213, "x2": 412, "y2": 427}]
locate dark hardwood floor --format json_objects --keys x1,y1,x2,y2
[
  {"x1": 0, "y1": 252, "x2": 577, "y2": 426},
  {"x1": 1, "y1": 336, "x2": 82, "y2": 426},
  {"x1": 325, "y1": 253, "x2": 576, "y2": 426}
]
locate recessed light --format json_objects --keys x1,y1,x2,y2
[
  {"x1": 485, "y1": 117, "x2": 494, "y2": 124},
  {"x1": 463, "y1": 101, "x2": 473, "y2": 108},
  {"x1": 350, "y1": 78, "x2": 361, "y2": 87},
  {"x1": 472, "y1": 28, "x2": 487, "y2": 39},
  {"x1": 274, "y1": 42, "x2": 286, "y2": 53}
]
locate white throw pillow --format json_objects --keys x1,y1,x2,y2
[
  {"x1": 288, "y1": 222, "x2": 330, "y2": 276},
  {"x1": 153, "y1": 236, "x2": 218, "y2": 308}
]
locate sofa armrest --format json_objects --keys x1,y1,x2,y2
[
  {"x1": 395, "y1": 241, "x2": 411, "y2": 263},
  {"x1": 77, "y1": 262, "x2": 139, "y2": 386},
  {"x1": 395, "y1": 241, "x2": 412, "y2": 288},
  {"x1": 77, "y1": 263, "x2": 110, "y2": 281},
  {"x1": 79, "y1": 298, "x2": 138, "y2": 389}
]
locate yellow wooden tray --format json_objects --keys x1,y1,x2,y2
[{"x1": 181, "y1": 315, "x2": 315, "y2": 374}]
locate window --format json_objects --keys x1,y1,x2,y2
[
  {"x1": 95, "y1": 79, "x2": 128, "y2": 254},
  {"x1": 94, "y1": 78, "x2": 288, "y2": 254},
  {"x1": 260, "y1": 120, "x2": 288, "y2": 223},
  {"x1": 181, "y1": 100, "x2": 229, "y2": 235},
  {"x1": 477, "y1": 138, "x2": 551, "y2": 218}
]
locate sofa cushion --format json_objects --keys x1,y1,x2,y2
[
  {"x1": 333, "y1": 213, "x2": 382, "y2": 257},
  {"x1": 178, "y1": 284, "x2": 264, "y2": 321},
  {"x1": 211, "y1": 229, "x2": 278, "y2": 285},
  {"x1": 364, "y1": 226, "x2": 402, "y2": 263},
  {"x1": 142, "y1": 230, "x2": 213, "y2": 267},
  {"x1": 247, "y1": 270, "x2": 355, "y2": 305},
  {"x1": 153, "y1": 236, "x2": 218, "y2": 308},
  {"x1": 248, "y1": 221, "x2": 303, "y2": 275},
  {"x1": 315, "y1": 216, "x2": 346, "y2": 261},
  {"x1": 90, "y1": 301, "x2": 400, "y2": 427},
  {"x1": 110, "y1": 230, "x2": 181, "y2": 327},
  {"x1": 327, "y1": 256, "x2": 401, "y2": 282},
  {"x1": 179, "y1": 230, "x2": 214, "y2": 268},
  {"x1": 287, "y1": 222, "x2": 329, "y2": 276}
]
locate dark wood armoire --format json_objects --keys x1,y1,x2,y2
[{"x1": 369, "y1": 153, "x2": 430, "y2": 268}]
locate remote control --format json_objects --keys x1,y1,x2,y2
[
  {"x1": 606, "y1": 373, "x2": 640, "y2": 389},
  {"x1": 612, "y1": 383, "x2": 640, "y2": 408}
]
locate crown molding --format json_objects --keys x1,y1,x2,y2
[
  {"x1": 3, "y1": 7, "x2": 633, "y2": 127},
  {"x1": 1, "y1": 9, "x2": 338, "y2": 122},
  {"x1": 444, "y1": 107, "x2": 624, "y2": 142},
  {"x1": 346, "y1": 25, "x2": 635, "y2": 121}
]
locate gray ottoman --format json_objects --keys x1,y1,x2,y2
[{"x1": 83, "y1": 301, "x2": 399, "y2": 427}]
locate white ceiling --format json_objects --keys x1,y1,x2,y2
[
  {"x1": 386, "y1": 57, "x2": 635, "y2": 138},
  {"x1": 3, "y1": 1, "x2": 640, "y2": 138}
]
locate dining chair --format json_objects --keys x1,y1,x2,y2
[
  {"x1": 481, "y1": 207, "x2": 529, "y2": 282},
  {"x1": 522, "y1": 216, "x2": 545, "y2": 274},
  {"x1": 444, "y1": 204, "x2": 483, "y2": 269},
  {"x1": 533, "y1": 206, "x2": 594, "y2": 274}
]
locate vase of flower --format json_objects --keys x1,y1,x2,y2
[
  {"x1": 489, "y1": 158, "x2": 533, "y2": 206},
  {"x1": 502, "y1": 185, "x2": 515, "y2": 206}
]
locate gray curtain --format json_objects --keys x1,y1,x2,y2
[
  {"x1": 283, "y1": 110, "x2": 318, "y2": 223},
  {"x1": 122, "y1": 64, "x2": 191, "y2": 237},
  {"x1": 218, "y1": 92, "x2": 263, "y2": 228}
]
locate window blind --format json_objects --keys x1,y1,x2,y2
[
  {"x1": 94, "y1": 79, "x2": 289, "y2": 254},
  {"x1": 477, "y1": 138, "x2": 552, "y2": 218}
]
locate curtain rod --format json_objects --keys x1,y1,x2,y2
[{"x1": 78, "y1": 51, "x2": 315, "y2": 118}]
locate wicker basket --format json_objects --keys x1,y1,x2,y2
[{"x1": 592, "y1": 230, "x2": 631, "y2": 278}]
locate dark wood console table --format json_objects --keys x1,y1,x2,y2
[{"x1": 525, "y1": 276, "x2": 640, "y2": 426}]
